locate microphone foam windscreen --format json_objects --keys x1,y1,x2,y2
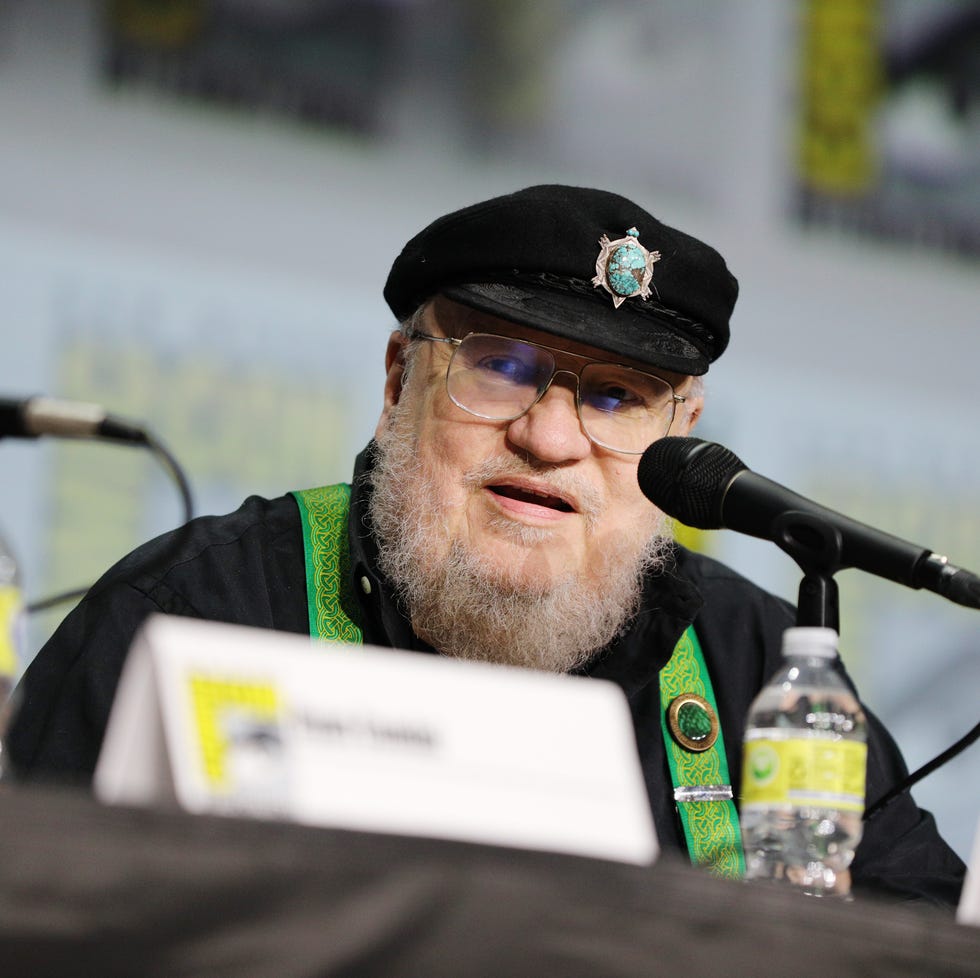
[{"x1": 637, "y1": 437, "x2": 744, "y2": 529}]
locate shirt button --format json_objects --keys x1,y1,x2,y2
[{"x1": 360, "y1": 575, "x2": 373, "y2": 595}]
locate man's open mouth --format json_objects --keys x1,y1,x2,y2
[{"x1": 488, "y1": 484, "x2": 575, "y2": 513}]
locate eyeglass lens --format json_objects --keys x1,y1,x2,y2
[{"x1": 445, "y1": 333, "x2": 677, "y2": 453}]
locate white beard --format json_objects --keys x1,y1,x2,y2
[{"x1": 368, "y1": 398, "x2": 672, "y2": 673}]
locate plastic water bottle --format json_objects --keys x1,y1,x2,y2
[
  {"x1": 740, "y1": 626, "x2": 867, "y2": 897},
  {"x1": 0, "y1": 530, "x2": 24, "y2": 778}
]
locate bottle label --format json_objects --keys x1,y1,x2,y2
[
  {"x1": 0, "y1": 584, "x2": 24, "y2": 680},
  {"x1": 741, "y1": 735, "x2": 867, "y2": 812}
]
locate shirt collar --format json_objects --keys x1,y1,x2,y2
[{"x1": 581, "y1": 548, "x2": 703, "y2": 697}]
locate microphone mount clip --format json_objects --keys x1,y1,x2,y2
[{"x1": 770, "y1": 510, "x2": 844, "y2": 631}]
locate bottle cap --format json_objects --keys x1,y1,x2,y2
[{"x1": 781, "y1": 626, "x2": 838, "y2": 659}]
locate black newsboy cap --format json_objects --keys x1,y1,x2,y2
[{"x1": 383, "y1": 184, "x2": 736, "y2": 375}]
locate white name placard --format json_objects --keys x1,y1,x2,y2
[
  {"x1": 94, "y1": 615, "x2": 659, "y2": 866},
  {"x1": 958, "y1": 814, "x2": 980, "y2": 927}
]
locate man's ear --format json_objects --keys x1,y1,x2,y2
[
  {"x1": 676, "y1": 393, "x2": 704, "y2": 436},
  {"x1": 375, "y1": 330, "x2": 408, "y2": 439}
]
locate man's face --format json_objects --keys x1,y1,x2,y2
[{"x1": 373, "y1": 296, "x2": 703, "y2": 600}]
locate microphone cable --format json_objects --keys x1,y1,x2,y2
[
  {"x1": 865, "y1": 719, "x2": 980, "y2": 822},
  {"x1": 1, "y1": 410, "x2": 196, "y2": 614}
]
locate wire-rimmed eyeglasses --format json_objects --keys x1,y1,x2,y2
[{"x1": 408, "y1": 330, "x2": 686, "y2": 455}]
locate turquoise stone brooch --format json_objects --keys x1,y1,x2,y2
[{"x1": 592, "y1": 226, "x2": 661, "y2": 308}]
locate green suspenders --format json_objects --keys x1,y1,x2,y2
[
  {"x1": 658, "y1": 627, "x2": 745, "y2": 877},
  {"x1": 292, "y1": 484, "x2": 363, "y2": 644},
  {"x1": 292, "y1": 484, "x2": 744, "y2": 877}
]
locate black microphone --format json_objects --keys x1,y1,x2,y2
[
  {"x1": 638, "y1": 437, "x2": 980, "y2": 610},
  {"x1": 0, "y1": 396, "x2": 146, "y2": 444}
]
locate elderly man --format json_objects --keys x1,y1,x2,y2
[{"x1": 6, "y1": 185, "x2": 965, "y2": 906}]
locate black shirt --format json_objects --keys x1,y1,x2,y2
[{"x1": 8, "y1": 448, "x2": 966, "y2": 908}]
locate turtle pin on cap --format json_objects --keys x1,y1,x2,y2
[
  {"x1": 384, "y1": 184, "x2": 738, "y2": 375},
  {"x1": 592, "y1": 226, "x2": 662, "y2": 307}
]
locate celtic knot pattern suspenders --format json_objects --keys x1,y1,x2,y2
[
  {"x1": 292, "y1": 484, "x2": 363, "y2": 644},
  {"x1": 659, "y1": 626, "x2": 745, "y2": 877}
]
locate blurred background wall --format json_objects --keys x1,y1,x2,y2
[{"x1": 0, "y1": 0, "x2": 977, "y2": 858}]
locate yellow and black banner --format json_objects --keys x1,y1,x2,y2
[{"x1": 795, "y1": 0, "x2": 979, "y2": 256}]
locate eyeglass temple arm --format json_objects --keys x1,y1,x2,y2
[{"x1": 406, "y1": 330, "x2": 460, "y2": 346}]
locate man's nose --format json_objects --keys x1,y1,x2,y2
[{"x1": 505, "y1": 372, "x2": 592, "y2": 463}]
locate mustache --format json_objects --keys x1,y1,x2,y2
[{"x1": 461, "y1": 455, "x2": 605, "y2": 526}]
